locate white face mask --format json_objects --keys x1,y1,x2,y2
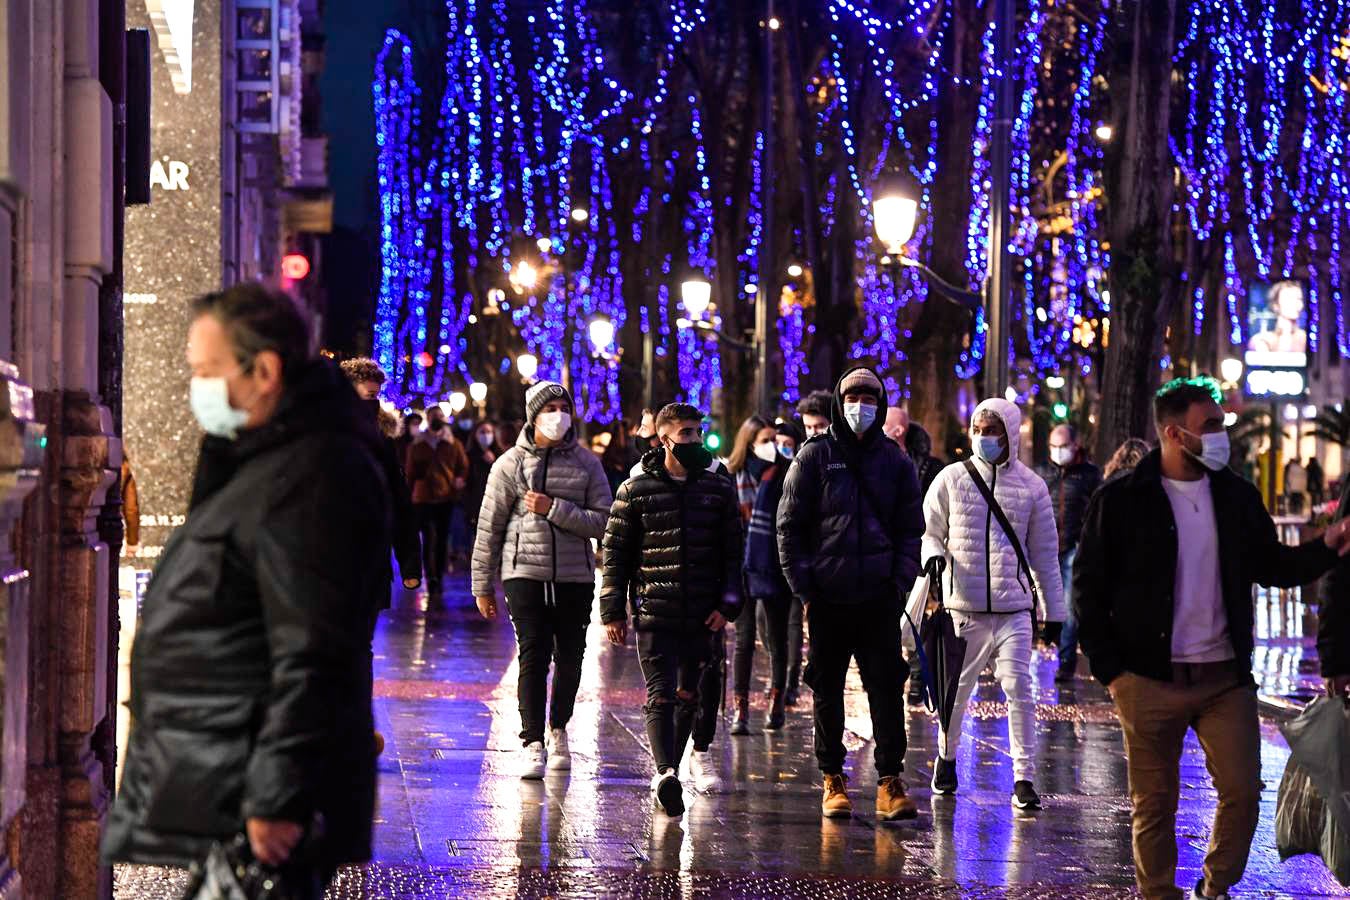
[
  {"x1": 190, "y1": 376, "x2": 250, "y2": 439},
  {"x1": 973, "y1": 434, "x2": 1005, "y2": 464},
  {"x1": 1180, "y1": 427, "x2": 1230, "y2": 472},
  {"x1": 843, "y1": 401, "x2": 876, "y2": 434},
  {"x1": 1050, "y1": 445, "x2": 1075, "y2": 467},
  {"x1": 753, "y1": 441, "x2": 778, "y2": 464},
  {"x1": 536, "y1": 410, "x2": 571, "y2": 441}
]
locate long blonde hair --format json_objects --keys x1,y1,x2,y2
[{"x1": 1104, "y1": 438, "x2": 1151, "y2": 479}]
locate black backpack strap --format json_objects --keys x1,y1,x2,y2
[{"x1": 962, "y1": 459, "x2": 1040, "y2": 626}]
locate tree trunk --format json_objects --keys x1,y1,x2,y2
[
  {"x1": 907, "y1": 0, "x2": 986, "y2": 450},
  {"x1": 1095, "y1": 0, "x2": 1179, "y2": 460}
]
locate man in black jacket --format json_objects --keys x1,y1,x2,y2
[
  {"x1": 1319, "y1": 477, "x2": 1350, "y2": 698},
  {"x1": 103, "y1": 284, "x2": 390, "y2": 895},
  {"x1": 1036, "y1": 423, "x2": 1101, "y2": 680},
  {"x1": 777, "y1": 366, "x2": 924, "y2": 822},
  {"x1": 341, "y1": 357, "x2": 422, "y2": 598},
  {"x1": 1074, "y1": 378, "x2": 1350, "y2": 900},
  {"x1": 601, "y1": 402, "x2": 743, "y2": 819}
]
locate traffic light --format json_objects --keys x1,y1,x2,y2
[
  {"x1": 1052, "y1": 402, "x2": 1069, "y2": 421},
  {"x1": 704, "y1": 430, "x2": 722, "y2": 453}
]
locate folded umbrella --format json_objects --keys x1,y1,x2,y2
[{"x1": 918, "y1": 560, "x2": 966, "y2": 743}]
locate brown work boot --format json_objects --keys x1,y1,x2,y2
[
  {"x1": 821, "y1": 773, "x2": 852, "y2": 818},
  {"x1": 876, "y1": 775, "x2": 918, "y2": 821}
]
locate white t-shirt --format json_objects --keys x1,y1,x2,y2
[{"x1": 1162, "y1": 476, "x2": 1234, "y2": 663}]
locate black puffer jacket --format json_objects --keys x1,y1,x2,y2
[
  {"x1": 102, "y1": 360, "x2": 390, "y2": 869},
  {"x1": 1035, "y1": 458, "x2": 1101, "y2": 553},
  {"x1": 600, "y1": 448, "x2": 743, "y2": 631},
  {"x1": 777, "y1": 367, "x2": 924, "y2": 605}
]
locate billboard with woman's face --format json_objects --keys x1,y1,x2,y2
[{"x1": 1246, "y1": 279, "x2": 1308, "y2": 369}]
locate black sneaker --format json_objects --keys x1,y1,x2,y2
[
  {"x1": 931, "y1": 757, "x2": 958, "y2": 795},
  {"x1": 1011, "y1": 780, "x2": 1042, "y2": 810},
  {"x1": 651, "y1": 770, "x2": 685, "y2": 818}
]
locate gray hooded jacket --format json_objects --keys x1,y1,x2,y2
[{"x1": 471, "y1": 425, "x2": 613, "y2": 595}]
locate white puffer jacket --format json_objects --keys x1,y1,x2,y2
[{"x1": 920, "y1": 398, "x2": 1066, "y2": 621}]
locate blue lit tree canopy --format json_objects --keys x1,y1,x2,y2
[{"x1": 371, "y1": 0, "x2": 1350, "y2": 441}]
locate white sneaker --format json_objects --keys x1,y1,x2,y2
[
  {"x1": 685, "y1": 748, "x2": 723, "y2": 794},
  {"x1": 520, "y1": 741, "x2": 547, "y2": 780},
  {"x1": 1191, "y1": 879, "x2": 1229, "y2": 900},
  {"x1": 547, "y1": 728, "x2": 572, "y2": 771},
  {"x1": 651, "y1": 770, "x2": 685, "y2": 817}
]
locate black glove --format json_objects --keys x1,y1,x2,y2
[
  {"x1": 1040, "y1": 621, "x2": 1064, "y2": 645},
  {"x1": 925, "y1": 557, "x2": 946, "y2": 580}
]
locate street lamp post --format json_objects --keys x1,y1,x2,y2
[
  {"x1": 871, "y1": 186, "x2": 982, "y2": 310},
  {"x1": 469, "y1": 381, "x2": 488, "y2": 419},
  {"x1": 985, "y1": 0, "x2": 1016, "y2": 400}
]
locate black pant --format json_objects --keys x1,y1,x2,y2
[
  {"x1": 504, "y1": 579, "x2": 592, "y2": 745},
  {"x1": 735, "y1": 594, "x2": 802, "y2": 696},
  {"x1": 637, "y1": 628, "x2": 721, "y2": 773},
  {"x1": 804, "y1": 596, "x2": 908, "y2": 776},
  {"x1": 415, "y1": 502, "x2": 454, "y2": 586},
  {"x1": 692, "y1": 631, "x2": 723, "y2": 751}
]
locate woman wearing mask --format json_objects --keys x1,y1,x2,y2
[
  {"x1": 727, "y1": 415, "x2": 773, "y2": 520},
  {"x1": 471, "y1": 382, "x2": 613, "y2": 778},
  {"x1": 726, "y1": 415, "x2": 777, "y2": 733},
  {"x1": 741, "y1": 420, "x2": 804, "y2": 730},
  {"x1": 464, "y1": 420, "x2": 503, "y2": 538}
]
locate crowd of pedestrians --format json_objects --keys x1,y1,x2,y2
[{"x1": 106, "y1": 282, "x2": 1350, "y2": 900}]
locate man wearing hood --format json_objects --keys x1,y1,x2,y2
[
  {"x1": 103, "y1": 284, "x2": 390, "y2": 892},
  {"x1": 471, "y1": 382, "x2": 613, "y2": 778},
  {"x1": 601, "y1": 403, "x2": 743, "y2": 818},
  {"x1": 921, "y1": 397, "x2": 1065, "y2": 811},
  {"x1": 777, "y1": 366, "x2": 924, "y2": 821}
]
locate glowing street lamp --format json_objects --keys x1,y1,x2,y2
[
  {"x1": 681, "y1": 278, "x2": 712, "y2": 319},
  {"x1": 570, "y1": 206, "x2": 590, "y2": 224},
  {"x1": 1095, "y1": 123, "x2": 1114, "y2": 142},
  {"x1": 536, "y1": 237, "x2": 553, "y2": 254},
  {"x1": 468, "y1": 381, "x2": 488, "y2": 417},
  {"x1": 786, "y1": 263, "x2": 804, "y2": 278},
  {"x1": 510, "y1": 260, "x2": 539, "y2": 293},
  {"x1": 587, "y1": 314, "x2": 616, "y2": 356},
  {"x1": 1220, "y1": 357, "x2": 1244, "y2": 387},
  {"x1": 516, "y1": 352, "x2": 539, "y2": 382},
  {"x1": 872, "y1": 192, "x2": 919, "y2": 254},
  {"x1": 449, "y1": 391, "x2": 467, "y2": 414}
]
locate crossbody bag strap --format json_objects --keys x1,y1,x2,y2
[{"x1": 962, "y1": 460, "x2": 1040, "y2": 625}]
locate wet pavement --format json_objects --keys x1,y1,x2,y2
[
  {"x1": 1251, "y1": 585, "x2": 1329, "y2": 715},
  {"x1": 114, "y1": 575, "x2": 1346, "y2": 898}
]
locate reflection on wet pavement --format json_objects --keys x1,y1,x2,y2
[{"x1": 114, "y1": 576, "x2": 1346, "y2": 898}]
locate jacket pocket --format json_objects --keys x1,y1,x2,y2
[{"x1": 137, "y1": 723, "x2": 251, "y2": 837}]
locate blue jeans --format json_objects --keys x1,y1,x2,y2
[{"x1": 1057, "y1": 548, "x2": 1078, "y2": 672}]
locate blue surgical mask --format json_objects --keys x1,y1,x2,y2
[
  {"x1": 778, "y1": 444, "x2": 795, "y2": 460},
  {"x1": 843, "y1": 401, "x2": 876, "y2": 434},
  {"x1": 190, "y1": 376, "x2": 250, "y2": 439},
  {"x1": 973, "y1": 435, "x2": 1005, "y2": 464}
]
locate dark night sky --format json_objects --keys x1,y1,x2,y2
[{"x1": 320, "y1": 0, "x2": 400, "y2": 232}]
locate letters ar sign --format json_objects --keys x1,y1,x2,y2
[{"x1": 150, "y1": 157, "x2": 191, "y2": 191}]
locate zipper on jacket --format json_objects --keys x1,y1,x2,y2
[
  {"x1": 985, "y1": 463, "x2": 996, "y2": 613},
  {"x1": 679, "y1": 480, "x2": 690, "y2": 629},
  {"x1": 541, "y1": 448, "x2": 559, "y2": 583},
  {"x1": 854, "y1": 454, "x2": 864, "y2": 595}
]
